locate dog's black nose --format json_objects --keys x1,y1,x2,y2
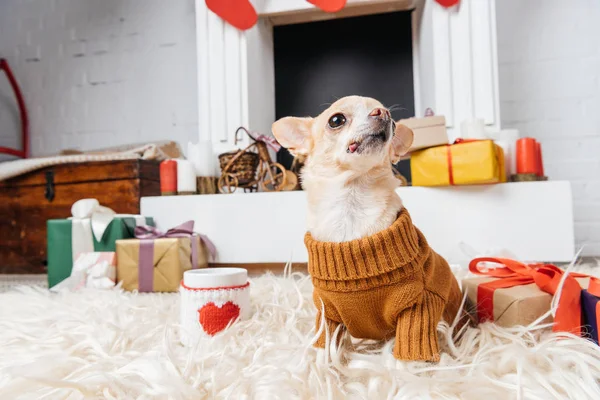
[{"x1": 369, "y1": 108, "x2": 390, "y2": 120}]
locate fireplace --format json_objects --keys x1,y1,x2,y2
[
  {"x1": 273, "y1": 11, "x2": 415, "y2": 169},
  {"x1": 195, "y1": 0, "x2": 501, "y2": 162},
  {"x1": 146, "y1": 1, "x2": 576, "y2": 264}
]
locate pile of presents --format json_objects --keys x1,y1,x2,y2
[
  {"x1": 464, "y1": 257, "x2": 600, "y2": 345},
  {"x1": 49, "y1": 198, "x2": 600, "y2": 345},
  {"x1": 398, "y1": 112, "x2": 546, "y2": 186},
  {"x1": 48, "y1": 199, "x2": 214, "y2": 293}
]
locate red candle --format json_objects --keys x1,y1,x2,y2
[
  {"x1": 516, "y1": 138, "x2": 539, "y2": 175},
  {"x1": 536, "y1": 142, "x2": 544, "y2": 177},
  {"x1": 160, "y1": 160, "x2": 178, "y2": 195}
]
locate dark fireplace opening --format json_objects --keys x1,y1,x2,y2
[{"x1": 273, "y1": 10, "x2": 415, "y2": 177}]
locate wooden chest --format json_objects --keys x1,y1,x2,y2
[{"x1": 0, "y1": 160, "x2": 160, "y2": 274}]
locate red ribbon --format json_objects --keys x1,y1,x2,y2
[
  {"x1": 247, "y1": 130, "x2": 282, "y2": 152},
  {"x1": 446, "y1": 138, "x2": 483, "y2": 185},
  {"x1": 469, "y1": 257, "x2": 600, "y2": 335}
]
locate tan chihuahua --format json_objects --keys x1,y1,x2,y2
[
  {"x1": 272, "y1": 96, "x2": 463, "y2": 362},
  {"x1": 274, "y1": 96, "x2": 412, "y2": 242}
]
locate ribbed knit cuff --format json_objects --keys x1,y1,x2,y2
[
  {"x1": 393, "y1": 290, "x2": 444, "y2": 362},
  {"x1": 305, "y1": 209, "x2": 427, "y2": 291}
]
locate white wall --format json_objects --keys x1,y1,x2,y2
[
  {"x1": 0, "y1": 0, "x2": 198, "y2": 159},
  {"x1": 496, "y1": 0, "x2": 600, "y2": 256}
]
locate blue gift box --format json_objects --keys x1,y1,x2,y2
[{"x1": 582, "y1": 289, "x2": 599, "y2": 344}]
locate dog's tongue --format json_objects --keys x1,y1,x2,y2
[{"x1": 348, "y1": 142, "x2": 359, "y2": 153}]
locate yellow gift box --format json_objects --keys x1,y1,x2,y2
[{"x1": 410, "y1": 139, "x2": 506, "y2": 186}]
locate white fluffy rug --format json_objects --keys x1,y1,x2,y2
[{"x1": 2, "y1": 266, "x2": 600, "y2": 399}]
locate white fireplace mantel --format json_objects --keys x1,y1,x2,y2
[
  {"x1": 142, "y1": 181, "x2": 575, "y2": 265},
  {"x1": 254, "y1": 0, "x2": 420, "y2": 24},
  {"x1": 195, "y1": 0, "x2": 500, "y2": 155},
  {"x1": 166, "y1": 2, "x2": 574, "y2": 266}
]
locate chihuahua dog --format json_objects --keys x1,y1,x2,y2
[{"x1": 272, "y1": 96, "x2": 463, "y2": 361}]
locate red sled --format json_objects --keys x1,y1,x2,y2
[{"x1": 0, "y1": 58, "x2": 29, "y2": 158}]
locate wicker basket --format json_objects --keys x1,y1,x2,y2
[{"x1": 218, "y1": 150, "x2": 259, "y2": 185}]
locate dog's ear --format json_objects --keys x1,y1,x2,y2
[
  {"x1": 390, "y1": 123, "x2": 414, "y2": 164},
  {"x1": 272, "y1": 117, "x2": 313, "y2": 156}
]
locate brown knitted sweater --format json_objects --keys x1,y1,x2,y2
[{"x1": 304, "y1": 208, "x2": 462, "y2": 361}]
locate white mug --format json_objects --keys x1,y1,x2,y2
[{"x1": 179, "y1": 268, "x2": 251, "y2": 346}]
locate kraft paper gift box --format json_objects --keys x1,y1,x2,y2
[
  {"x1": 47, "y1": 199, "x2": 154, "y2": 288},
  {"x1": 399, "y1": 115, "x2": 449, "y2": 154},
  {"x1": 410, "y1": 139, "x2": 506, "y2": 187},
  {"x1": 464, "y1": 257, "x2": 590, "y2": 329},
  {"x1": 115, "y1": 221, "x2": 214, "y2": 292}
]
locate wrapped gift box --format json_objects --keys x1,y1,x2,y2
[
  {"x1": 582, "y1": 289, "x2": 600, "y2": 344},
  {"x1": 47, "y1": 201, "x2": 153, "y2": 288},
  {"x1": 463, "y1": 275, "x2": 589, "y2": 328},
  {"x1": 116, "y1": 221, "x2": 212, "y2": 292},
  {"x1": 410, "y1": 139, "x2": 506, "y2": 186},
  {"x1": 399, "y1": 115, "x2": 449, "y2": 154}
]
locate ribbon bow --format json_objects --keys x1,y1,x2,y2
[
  {"x1": 134, "y1": 220, "x2": 217, "y2": 261},
  {"x1": 133, "y1": 220, "x2": 216, "y2": 293},
  {"x1": 71, "y1": 199, "x2": 117, "y2": 242},
  {"x1": 248, "y1": 130, "x2": 282, "y2": 152},
  {"x1": 469, "y1": 257, "x2": 600, "y2": 336},
  {"x1": 69, "y1": 199, "x2": 147, "y2": 262}
]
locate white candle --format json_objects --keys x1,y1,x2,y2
[
  {"x1": 187, "y1": 141, "x2": 217, "y2": 177},
  {"x1": 176, "y1": 159, "x2": 197, "y2": 194},
  {"x1": 489, "y1": 129, "x2": 520, "y2": 177},
  {"x1": 460, "y1": 118, "x2": 488, "y2": 139}
]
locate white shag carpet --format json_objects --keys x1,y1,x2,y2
[{"x1": 2, "y1": 266, "x2": 600, "y2": 400}]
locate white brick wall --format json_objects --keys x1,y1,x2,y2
[
  {"x1": 1, "y1": 0, "x2": 597, "y2": 256},
  {"x1": 496, "y1": 0, "x2": 600, "y2": 256},
  {"x1": 0, "y1": 0, "x2": 198, "y2": 160}
]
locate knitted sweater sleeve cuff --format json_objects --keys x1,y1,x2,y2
[{"x1": 393, "y1": 291, "x2": 445, "y2": 362}]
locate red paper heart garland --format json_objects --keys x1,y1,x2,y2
[
  {"x1": 206, "y1": 0, "x2": 458, "y2": 31},
  {"x1": 205, "y1": 0, "x2": 258, "y2": 31},
  {"x1": 205, "y1": 0, "x2": 349, "y2": 31},
  {"x1": 307, "y1": 0, "x2": 347, "y2": 13},
  {"x1": 198, "y1": 301, "x2": 241, "y2": 335}
]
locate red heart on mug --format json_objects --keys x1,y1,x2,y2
[{"x1": 198, "y1": 301, "x2": 240, "y2": 336}]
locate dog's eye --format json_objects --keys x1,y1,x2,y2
[{"x1": 328, "y1": 114, "x2": 346, "y2": 129}]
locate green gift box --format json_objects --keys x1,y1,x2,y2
[{"x1": 47, "y1": 215, "x2": 154, "y2": 288}]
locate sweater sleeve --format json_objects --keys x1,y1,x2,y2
[
  {"x1": 393, "y1": 290, "x2": 445, "y2": 362},
  {"x1": 313, "y1": 290, "x2": 342, "y2": 349},
  {"x1": 314, "y1": 310, "x2": 342, "y2": 348}
]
